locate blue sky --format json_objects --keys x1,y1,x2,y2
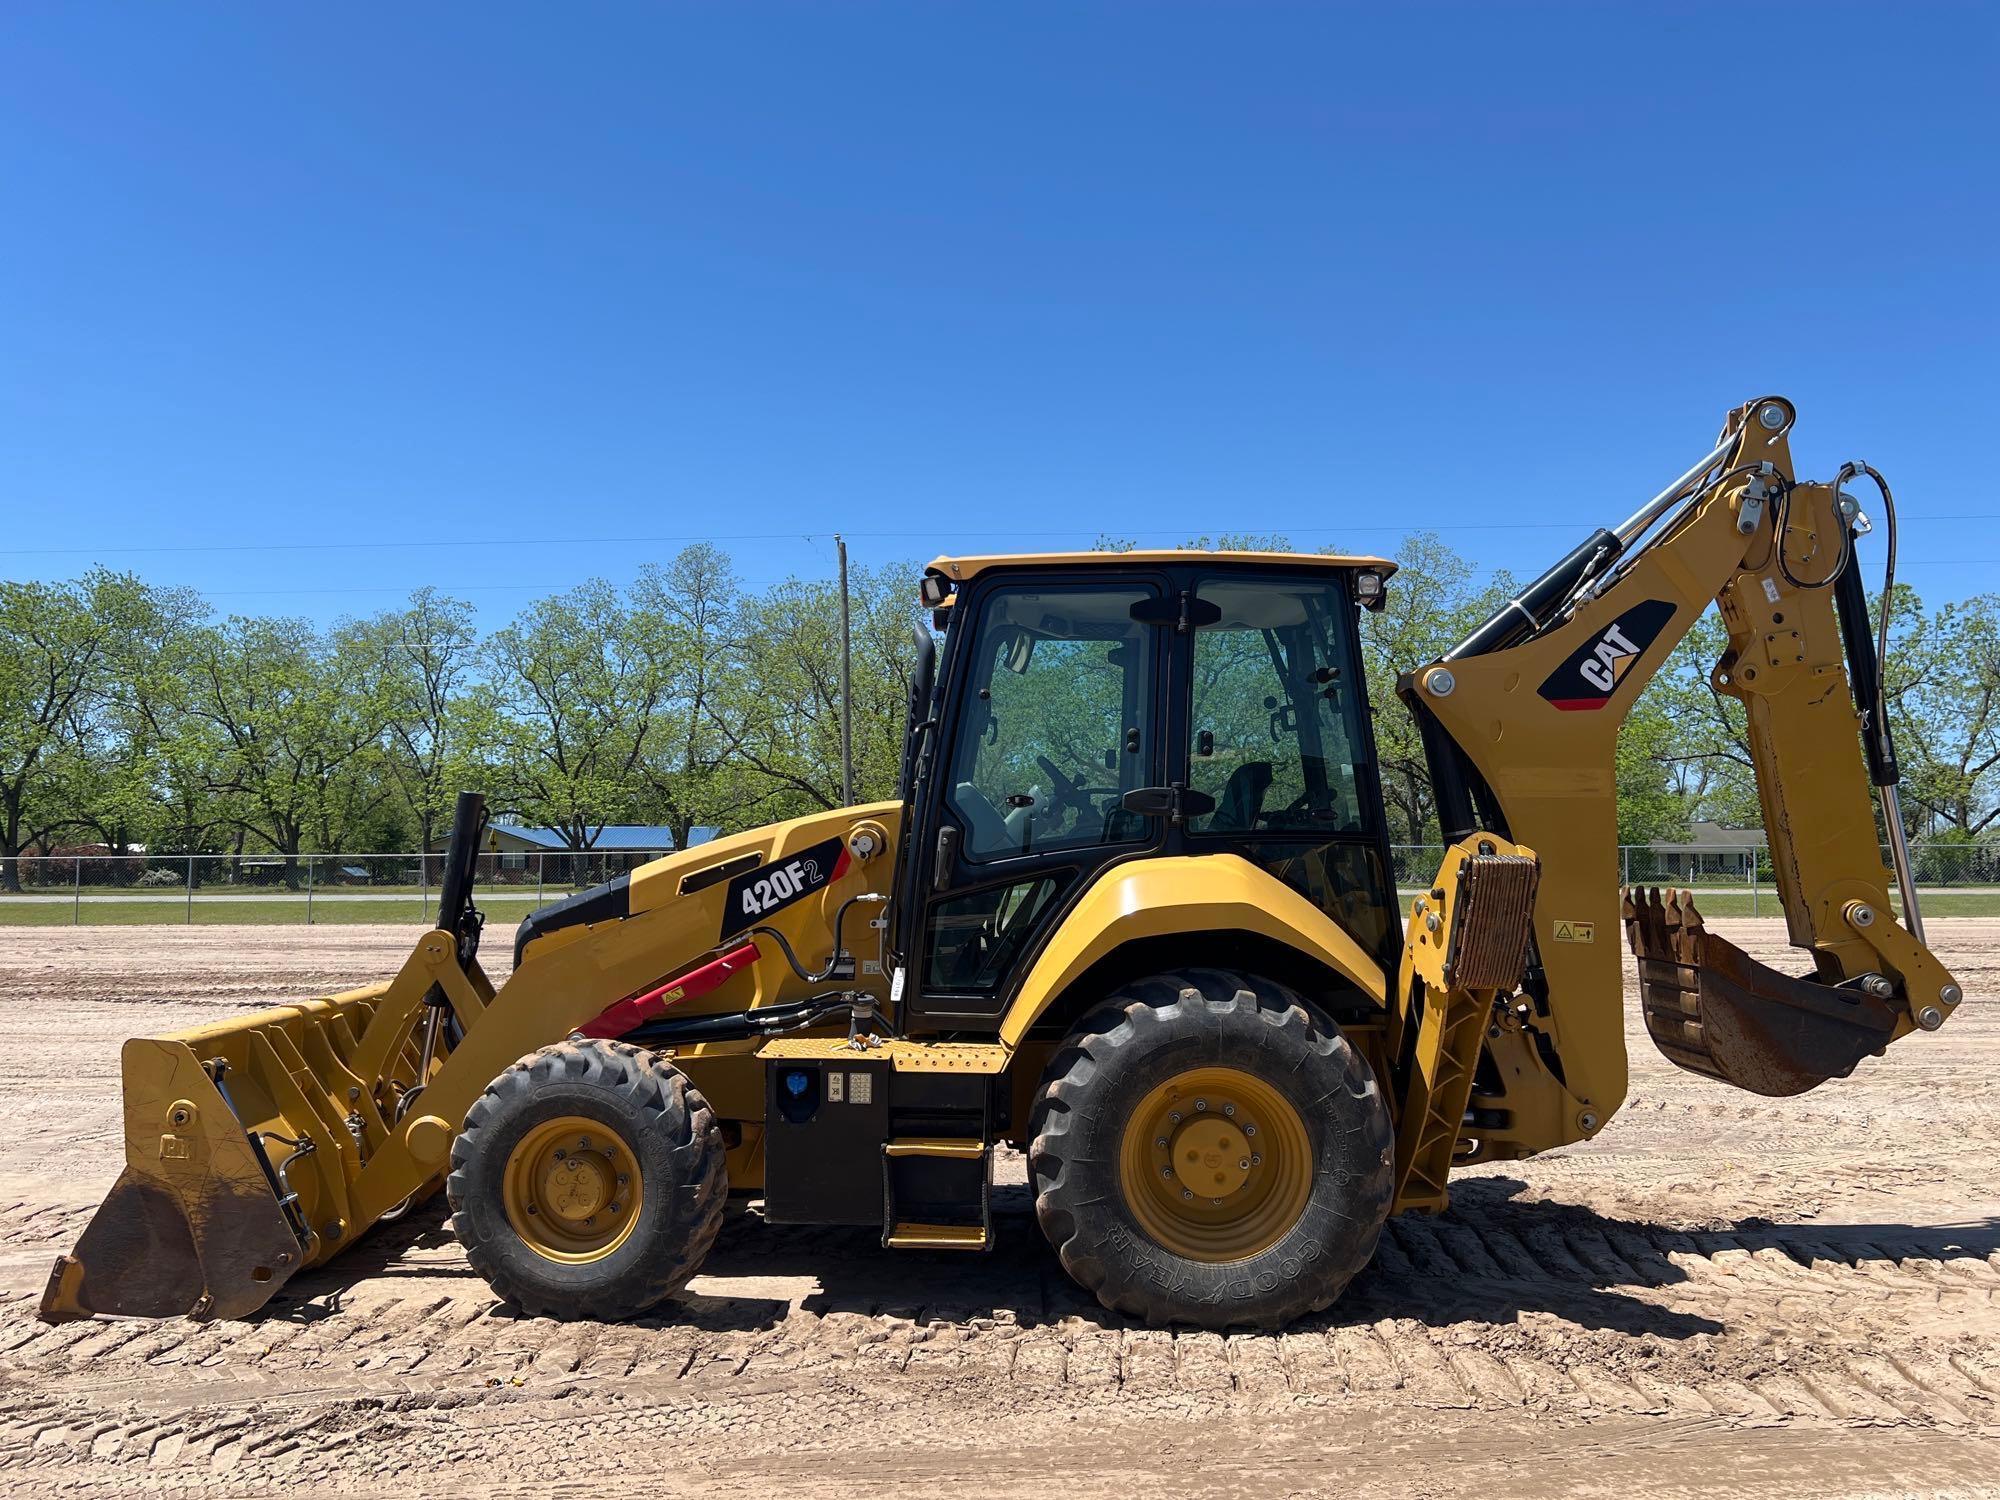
[{"x1": 3, "y1": 3, "x2": 1994, "y2": 626}]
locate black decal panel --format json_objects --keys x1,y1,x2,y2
[
  {"x1": 1537, "y1": 599, "x2": 1676, "y2": 712},
  {"x1": 720, "y1": 836, "x2": 848, "y2": 938}
]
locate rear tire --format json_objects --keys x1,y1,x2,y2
[
  {"x1": 1029, "y1": 968, "x2": 1392, "y2": 1330},
  {"x1": 448, "y1": 1039, "x2": 727, "y2": 1321}
]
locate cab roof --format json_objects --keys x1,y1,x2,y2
[{"x1": 925, "y1": 550, "x2": 1398, "y2": 588}]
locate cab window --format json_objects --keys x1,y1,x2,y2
[
  {"x1": 944, "y1": 583, "x2": 1157, "y2": 862},
  {"x1": 1188, "y1": 576, "x2": 1368, "y2": 835}
]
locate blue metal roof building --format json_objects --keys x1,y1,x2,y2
[{"x1": 477, "y1": 825, "x2": 721, "y2": 855}]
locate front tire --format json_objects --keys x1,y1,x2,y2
[
  {"x1": 1029, "y1": 969, "x2": 1393, "y2": 1330},
  {"x1": 448, "y1": 1039, "x2": 727, "y2": 1320}
]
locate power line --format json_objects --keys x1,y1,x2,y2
[
  {"x1": 184, "y1": 559, "x2": 1992, "y2": 600},
  {"x1": 11, "y1": 514, "x2": 2000, "y2": 561}
]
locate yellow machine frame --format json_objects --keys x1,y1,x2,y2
[{"x1": 43, "y1": 396, "x2": 1964, "y2": 1326}]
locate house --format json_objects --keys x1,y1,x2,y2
[{"x1": 1639, "y1": 820, "x2": 1765, "y2": 880}]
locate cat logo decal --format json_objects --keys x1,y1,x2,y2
[{"x1": 1537, "y1": 599, "x2": 1676, "y2": 712}]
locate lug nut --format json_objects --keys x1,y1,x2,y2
[
  {"x1": 1244, "y1": 1125, "x2": 1257, "y2": 1138},
  {"x1": 1222, "y1": 1102, "x2": 1234, "y2": 1116},
  {"x1": 1155, "y1": 1137, "x2": 1168, "y2": 1149},
  {"x1": 1251, "y1": 1154, "x2": 1262, "y2": 1166},
  {"x1": 1162, "y1": 1167, "x2": 1173, "y2": 1179},
  {"x1": 1194, "y1": 1099, "x2": 1207, "y2": 1112},
  {"x1": 1169, "y1": 1111, "x2": 1182, "y2": 1124},
  {"x1": 1181, "y1": 1189, "x2": 1193, "y2": 1200},
  {"x1": 1239, "y1": 1159, "x2": 1250, "y2": 1170},
  {"x1": 553, "y1": 1149, "x2": 566, "y2": 1160}
]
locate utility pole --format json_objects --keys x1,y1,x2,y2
[{"x1": 837, "y1": 534, "x2": 854, "y2": 806}]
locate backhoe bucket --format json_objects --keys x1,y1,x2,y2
[{"x1": 1623, "y1": 887, "x2": 1897, "y2": 1097}]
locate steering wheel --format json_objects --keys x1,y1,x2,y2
[{"x1": 1035, "y1": 755, "x2": 1096, "y2": 820}]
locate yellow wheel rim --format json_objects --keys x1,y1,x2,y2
[
  {"x1": 1118, "y1": 1066, "x2": 1312, "y2": 1263},
  {"x1": 502, "y1": 1115, "x2": 644, "y2": 1264}
]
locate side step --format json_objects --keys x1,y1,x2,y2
[
  {"x1": 884, "y1": 1136, "x2": 986, "y2": 1160},
  {"x1": 881, "y1": 1137, "x2": 991, "y2": 1251},
  {"x1": 885, "y1": 1222, "x2": 990, "y2": 1250}
]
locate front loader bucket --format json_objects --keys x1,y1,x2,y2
[
  {"x1": 42, "y1": 974, "x2": 438, "y2": 1325},
  {"x1": 1623, "y1": 888, "x2": 1898, "y2": 1097},
  {"x1": 42, "y1": 1039, "x2": 307, "y2": 1322}
]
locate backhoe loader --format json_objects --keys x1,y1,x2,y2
[{"x1": 43, "y1": 396, "x2": 1965, "y2": 1331}]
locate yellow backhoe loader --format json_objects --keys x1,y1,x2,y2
[{"x1": 44, "y1": 397, "x2": 1965, "y2": 1330}]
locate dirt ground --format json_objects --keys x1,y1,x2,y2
[{"x1": 0, "y1": 921, "x2": 1994, "y2": 1497}]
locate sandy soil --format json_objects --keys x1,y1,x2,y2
[{"x1": 0, "y1": 920, "x2": 1994, "y2": 1497}]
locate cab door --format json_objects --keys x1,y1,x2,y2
[
  {"x1": 1177, "y1": 569, "x2": 1401, "y2": 974},
  {"x1": 905, "y1": 572, "x2": 1168, "y2": 1030}
]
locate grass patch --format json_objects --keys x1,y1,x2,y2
[
  {"x1": 1662, "y1": 891, "x2": 1997, "y2": 918},
  {"x1": 0, "y1": 897, "x2": 549, "y2": 927}
]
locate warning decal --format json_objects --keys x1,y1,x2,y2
[{"x1": 1552, "y1": 920, "x2": 1595, "y2": 944}]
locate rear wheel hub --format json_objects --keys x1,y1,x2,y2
[{"x1": 1119, "y1": 1066, "x2": 1311, "y2": 1262}]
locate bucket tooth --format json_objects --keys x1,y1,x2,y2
[{"x1": 1622, "y1": 886, "x2": 1897, "y2": 1097}]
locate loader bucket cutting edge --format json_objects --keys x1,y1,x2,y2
[
  {"x1": 1622, "y1": 887, "x2": 1899, "y2": 1098},
  {"x1": 41, "y1": 1037, "x2": 313, "y2": 1323}
]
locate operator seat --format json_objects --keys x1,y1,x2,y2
[
  {"x1": 1213, "y1": 760, "x2": 1275, "y2": 831},
  {"x1": 951, "y1": 781, "x2": 1014, "y2": 856}
]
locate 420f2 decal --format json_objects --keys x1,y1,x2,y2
[
  {"x1": 1537, "y1": 599, "x2": 1676, "y2": 711},
  {"x1": 720, "y1": 836, "x2": 848, "y2": 938}
]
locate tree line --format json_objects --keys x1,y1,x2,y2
[{"x1": 4, "y1": 535, "x2": 1995, "y2": 888}]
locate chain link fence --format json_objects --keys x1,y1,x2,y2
[
  {"x1": 2, "y1": 840, "x2": 1995, "y2": 924},
  {"x1": 0, "y1": 850, "x2": 673, "y2": 925},
  {"x1": 1392, "y1": 840, "x2": 1999, "y2": 917}
]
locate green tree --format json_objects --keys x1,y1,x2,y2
[
  {"x1": 1352, "y1": 533, "x2": 1516, "y2": 842},
  {"x1": 717, "y1": 561, "x2": 921, "y2": 816},
  {"x1": 355, "y1": 588, "x2": 492, "y2": 852},
  {"x1": 1887, "y1": 591, "x2": 2000, "y2": 838},
  {"x1": 629, "y1": 546, "x2": 770, "y2": 849},
  {"x1": 0, "y1": 571, "x2": 157, "y2": 887},
  {"x1": 179, "y1": 615, "x2": 396, "y2": 880},
  {"x1": 482, "y1": 581, "x2": 665, "y2": 847}
]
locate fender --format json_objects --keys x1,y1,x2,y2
[{"x1": 996, "y1": 854, "x2": 1389, "y2": 1049}]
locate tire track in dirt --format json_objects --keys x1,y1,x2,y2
[
  {"x1": 1, "y1": 920, "x2": 1995, "y2": 1494},
  {"x1": 1, "y1": 1192, "x2": 1993, "y2": 1484}
]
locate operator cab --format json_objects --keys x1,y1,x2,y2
[{"x1": 897, "y1": 550, "x2": 1401, "y2": 1033}]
